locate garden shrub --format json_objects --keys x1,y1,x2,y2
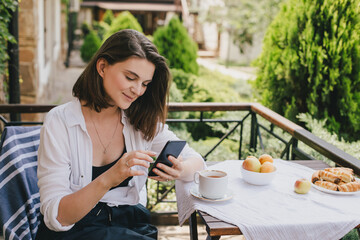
[
  {"x1": 298, "y1": 113, "x2": 360, "y2": 162},
  {"x1": 102, "y1": 9, "x2": 114, "y2": 26},
  {"x1": 103, "y1": 11, "x2": 143, "y2": 41},
  {"x1": 193, "y1": 66, "x2": 242, "y2": 103},
  {"x1": 153, "y1": 16, "x2": 199, "y2": 75},
  {"x1": 92, "y1": 21, "x2": 109, "y2": 40},
  {"x1": 172, "y1": 66, "x2": 242, "y2": 140},
  {"x1": 167, "y1": 82, "x2": 189, "y2": 131},
  {"x1": 170, "y1": 66, "x2": 241, "y2": 103},
  {"x1": 254, "y1": 0, "x2": 360, "y2": 141},
  {"x1": 170, "y1": 68, "x2": 197, "y2": 101},
  {"x1": 81, "y1": 22, "x2": 91, "y2": 37},
  {"x1": 80, "y1": 30, "x2": 101, "y2": 62}
]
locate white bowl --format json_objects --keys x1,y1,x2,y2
[{"x1": 241, "y1": 164, "x2": 277, "y2": 185}]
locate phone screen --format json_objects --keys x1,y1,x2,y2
[{"x1": 148, "y1": 140, "x2": 186, "y2": 177}]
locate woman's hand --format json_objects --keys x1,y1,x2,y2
[
  {"x1": 148, "y1": 155, "x2": 184, "y2": 182},
  {"x1": 104, "y1": 150, "x2": 155, "y2": 188}
]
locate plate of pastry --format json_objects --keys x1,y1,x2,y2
[{"x1": 311, "y1": 167, "x2": 360, "y2": 195}]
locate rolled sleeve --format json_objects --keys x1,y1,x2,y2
[
  {"x1": 37, "y1": 111, "x2": 75, "y2": 231},
  {"x1": 43, "y1": 198, "x2": 74, "y2": 231}
]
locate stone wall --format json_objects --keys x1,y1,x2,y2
[{"x1": 19, "y1": 0, "x2": 39, "y2": 105}]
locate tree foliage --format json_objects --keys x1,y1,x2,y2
[
  {"x1": 255, "y1": 0, "x2": 360, "y2": 140},
  {"x1": 204, "y1": 0, "x2": 284, "y2": 53},
  {"x1": 153, "y1": 16, "x2": 199, "y2": 75},
  {"x1": 103, "y1": 11, "x2": 143, "y2": 41},
  {"x1": 0, "y1": 0, "x2": 17, "y2": 76}
]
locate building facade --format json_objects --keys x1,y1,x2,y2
[
  {"x1": 78, "y1": 0, "x2": 187, "y2": 35},
  {"x1": 18, "y1": 0, "x2": 66, "y2": 105}
]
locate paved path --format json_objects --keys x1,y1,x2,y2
[
  {"x1": 197, "y1": 58, "x2": 256, "y2": 81},
  {"x1": 39, "y1": 39, "x2": 85, "y2": 105}
]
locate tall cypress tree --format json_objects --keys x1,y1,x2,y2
[
  {"x1": 103, "y1": 11, "x2": 143, "y2": 41},
  {"x1": 153, "y1": 16, "x2": 199, "y2": 75},
  {"x1": 102, "y1": 10, "x2": 114, "y2": 26},
  {"x1": 255, "y1": 0, "x2": 360, "y2": 140}
]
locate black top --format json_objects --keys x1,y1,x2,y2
[{"x1": 92, "y1": 149, "x2": 133, "y2": 189}]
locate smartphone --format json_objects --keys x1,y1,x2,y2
[{"x1": 148, "y1": 140, "x2": 186, "y2": 177}]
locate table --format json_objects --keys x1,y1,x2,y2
[{"x1": 180, "y1": 160, "x2": 360, "y2": 240}]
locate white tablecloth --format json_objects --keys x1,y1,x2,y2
[{"x1": 175, "y1": 159, "x2": 360, "y2": 240}]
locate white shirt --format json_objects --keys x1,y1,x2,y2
[{"x1": 37, "y1": 99, "x2": 204, "y2": 231}]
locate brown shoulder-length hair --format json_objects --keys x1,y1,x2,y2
[{"x1": 72, "y1": 29, "x2": 170, "y2": 141}]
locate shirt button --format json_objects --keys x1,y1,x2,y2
[{"x1": 81, "y1": 175, "x2": 84, "y2": 178}]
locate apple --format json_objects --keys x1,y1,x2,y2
[
  {"x1": 294, "y1": 178, "x2": 311, "y2": 194},
  {"x1": 259, "y1": 154, "x2": 273, "y2": 165},
  {"x1": 243, "y1": 156, "x2": 261, "y2": 172},
  {"x1": 260, "y1": 162, "x2": 275, "y2": 173}
]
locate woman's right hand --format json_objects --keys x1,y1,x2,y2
[{"x1": 104, "y1": 150, "x2": 155, "y2": 188}]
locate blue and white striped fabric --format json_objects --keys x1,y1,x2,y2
[{"x1": 0, "y1": 126, "x2": 41, "y2": 240}]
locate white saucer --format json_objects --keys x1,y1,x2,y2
[{"x1": 189, "y1": 186, "x2": 233, "y2": 202}]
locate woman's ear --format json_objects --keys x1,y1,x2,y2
[{"x1": 96, "y1": 58, "x2": 107, "y2": 78}]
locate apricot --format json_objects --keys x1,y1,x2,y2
[
  {"x1": 260, "y1": 162, "x2": 275, "y2": 173},
  {"x1": 243, "y1": 156, "x2": 261, "y2": 172},
  {"x1": 259, "y1": 154, "x2": 273, "y2": 165},
  {"x1": 294, "y1": 178, "x2": 311, "y2": 194}
]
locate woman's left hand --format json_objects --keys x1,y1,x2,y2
[{"x1": 148, "y1": 155, "x2": 183, "y2": 182}]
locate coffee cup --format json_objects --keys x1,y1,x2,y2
[{"x1": 194, "y1": 170, "x2": 228, "y2": 199}]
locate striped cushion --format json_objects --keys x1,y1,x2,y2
[{"x1": 0, "y1": 126, "x2": 41, "y2": 240}]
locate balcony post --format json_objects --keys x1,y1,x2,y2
[
  {"x1": 291, "y1": 138, "x2": 298, "y2": 160},
  {"x1": 250, "y1": 112, "x2": 257, "y2": 151}
]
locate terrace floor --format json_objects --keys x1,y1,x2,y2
[
  {"x1": 158, "y1": 224, "x2": 245, "y2": 239},
  {"x1": 152, "y1": 213, "x2": 245, "y2": 239}
]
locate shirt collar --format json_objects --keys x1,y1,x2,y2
[
  {"x1": 65, "y1": 99, "x2": 128, "y2": 132},
  {"x1": 65, "y1": 99, "x2": 87, "y2": 132},
  {"x1": 120, "y1": 109, "x2": 127, "y2": 125}
]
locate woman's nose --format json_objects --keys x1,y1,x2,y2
[{"x1": 131, "y1": 82, "x2": 143, "y2": 95}]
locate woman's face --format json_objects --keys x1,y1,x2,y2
[{"x1": 97, "y1": 57, "x2": 155, "y2": 109}]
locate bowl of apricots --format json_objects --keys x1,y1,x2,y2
[{"x1": 241, "y1": 154, "x2": 276, "y2": 185}]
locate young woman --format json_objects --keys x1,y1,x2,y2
[{"x1": 36, "y1": 29, "x2": 205, "y2": 240}]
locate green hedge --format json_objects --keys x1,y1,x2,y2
[
  {"x1": 254, "y1": 0, "x2": 360, "y2": 141},
  {"x1": 153, "y1": 16, "x2": 199, "y2": 75},
  {"x1": 80, "y1": 30, "x2": 101, "y2": 62}
]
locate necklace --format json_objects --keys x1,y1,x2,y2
[{"x1": 90, "y1": 109, "x2": 120, "y2": 154}]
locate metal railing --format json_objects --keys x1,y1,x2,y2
[
  {"x1": 1, "y1": 102, "x2": 360, "y2": 210},
  {"x1": 150, "y1": 102, "x2": 360, "y2": 210}
]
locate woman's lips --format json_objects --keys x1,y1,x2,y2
[{"x1": 123, "y1": 93, "x2": 135, "y2": 102}]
